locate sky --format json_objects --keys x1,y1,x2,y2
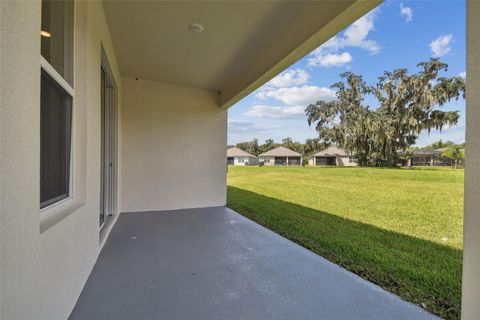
[{"x1": 227, "y1": 0, "x2": 466, "y2": 147}]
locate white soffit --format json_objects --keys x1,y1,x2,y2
[{"x1": 103, "y1": 0, "x2": 382, "y2": 107}]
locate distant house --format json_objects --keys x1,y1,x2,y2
[
  {"x1": 227, "y1": 147, "x2": 259, "y2": 166},
  {"x1": 397, "y1": 150, "x2": 449, "y2": 166},
  {"x1": 259, "y1": 146, "x2": 302, "y2": 166},
  {"x1": 309, "y1": 146, "x2": 358, "y2": 166}
]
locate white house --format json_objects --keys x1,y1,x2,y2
[
  {"x1": 1, "y1": 1, "x2": 479, "y2": 319},
  {"x1": 259, "y1": 146, "x2": 302, "y2": 166},
  {"x1": 309, "y1": 146, "x2": 358, "y2": 166},
  {"x1": 227, "y1": 147, "x2": 258, "y2": 165}
]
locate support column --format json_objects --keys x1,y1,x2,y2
[{"x1": 462, "y1": 1, "x2": 480, "y2": 319}]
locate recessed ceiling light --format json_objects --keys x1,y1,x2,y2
[
  {"x1": 41, "y1": 30, "x2": 51, "y2": 38},
  {"x1": 189, "y1": 23, "x2": 204, "y2": 33}
]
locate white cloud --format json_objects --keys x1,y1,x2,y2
[
  {"x1": 308, "y1": 52, "x2": 352, "y2": 67},
  {"x1": 228, "y1": 119, "x2": 281, "y2": 133},
  {"x1": 341, "y1": 10, "x2": 381, "y2": 53},
  {"x1": 400, "y1": 3, "x2": 413, "y2": 22},
  {"x1": 255, "y1": 85, "x2": 336, "y2": 106},
  {"x1": 459, "y1": 71, "x2": 466, "y2": 79},
  {"x1": 267, "y1": 68, "x2": 309, "y2": 87},
  {"x1": 243, "y1": 105, "x2": 305, "y2": 119},
  {"x1": 308, "y1": 9, "x2": 380, "y2": 67},
  {"x1": 430, "y1": 34, "x2": 453, "y2": 57}
]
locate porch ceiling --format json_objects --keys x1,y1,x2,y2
[{"x1": 102, "y1": 0, "x2": 381, "y2": 108}]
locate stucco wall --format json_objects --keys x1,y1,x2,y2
[
  {"x1": 121, "y1": 77, "x2": 227, "y2": 212},
  {"x1": 0, "y1": 1, "x2": 122, "y2": 319},
  {"x1": 462, "y1": 1, "x2": 480, "y2": 319},
  {"x1": 260, "y1": 156, "x2": 275, "y2": 166},
  {"x1": 336, "y1": 156, "x2": 357, "y2": 167},
  {"x1": 247, "y1": 156, "x2": 259, "y2": 166},
  {"x1": 309, "y1": 156, "x2": 357, "y2": 167},
  {"x1": 232, "y1": 156, "x2": 258, "y2": 166}
]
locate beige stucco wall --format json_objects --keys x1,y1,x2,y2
[
  {"x1": 232, "y1": 156, "x2": 258, "y2": 166},
  {"x1": 259, "y1": 156, "x2": 275, "y2": 166},
  {"x1": 121, "y1": 77, "x2": 227, "y2": 213},
  {"x1": 308, "y1": 156, "x2": 357, "y2": 167},
  {"x1": 0, "y1": 1, "x2": 122, "y2": 319},
  {"x1": 336, "y1": 156, "x2": 357, "y2": 167},
  {"x1": 462, "y1": 1, "x2": 479, "y2": 319}
]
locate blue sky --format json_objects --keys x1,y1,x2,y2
[{"x1": 228, "y1": 0, "x2": 466, "y2": 146}]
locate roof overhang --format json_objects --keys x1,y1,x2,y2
[{"x1": 103, "y1": 0, "x2": 382, "y2": 108}]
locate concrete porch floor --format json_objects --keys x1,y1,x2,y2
[{"x1": 69, "y1": 207, "x2": 438, "y2": 320}]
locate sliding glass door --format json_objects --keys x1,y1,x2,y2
[{"x1": 100, "y1": 55, "x2": 117, "y2": 229}]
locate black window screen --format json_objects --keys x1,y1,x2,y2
[{"x1": 40, "y1": 69, "x2": 73, "y2": 208}]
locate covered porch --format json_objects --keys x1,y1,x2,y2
[
  {"x1": 70, "y1": 207, "x2": 436, "y2": 320},
  {"x1": 1, "y1": 1, "x2": 479, "y2": 319}
]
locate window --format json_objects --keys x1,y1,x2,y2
[
  {"x1": 40, "y1": 0, "x2": 74, "y2": 209},
  {"x1": 40, "y1": 70, "x2": 73, "y2": 208},
  {"x1": 349, "y1": 156, "x2": 358, "y2": 163},
  {"x1": 41, "y1": 0, "x2": 74, "y2": 85}
]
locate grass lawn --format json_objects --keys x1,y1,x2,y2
[{"x1": 227, "y1": 166, "x2": 463, "y2": 319}]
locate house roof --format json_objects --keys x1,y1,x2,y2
[
  {"x1": 227, "y1": 147, "x2": 257, "y2": 158},
  {"x1": 259, "y1": 146, "x2": 301, "y2": 157},
  {"x1": 312, "y1": 146, "x2": 348, "y2": 157},
  {"x1": 435, "y1": 147, "x2": 465, "y2": 153},
  {"x1": 397, "y1": 150, "x2": 442, "y2": 156}
]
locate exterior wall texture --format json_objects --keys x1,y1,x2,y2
[
  {"x1": 308, "y1": 156, "x2": 357, "y2": 166},
  {"x1": 121, "y1": 77, "x2": 227, "y2": 212},
  {"x1": 336, "y1": 156, "x2": 357, "y2": 166},
  {"x1": 233, "y1": 156, "x2": 258, "y2": 166},
  {"x1": 462, "y1": 1, "x2": 480, "y2": 319},
  {"x1": 0, "y1": 1, "x2": 122, "y2": 319},
  {"x1": 260, "y1": 156, "x2": 275, "y2": 166}
]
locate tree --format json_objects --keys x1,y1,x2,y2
[
  {"x1": 423, "y1": 140, "x2": 456, "y2": 151},
  {"x1": 236, "y1": 141, "x2": 252, "y2": 154},
  {"x1": 235, "y1": 139, "x2": 258, "y2": 156},
  {"x1": 305, "y1": 59, "x2": 465, "y2": 167},
  {"x1": 251, "y1": 138, "x2": 260, "y2": 156},
  {"x1": 280, "y1": 137, "x2": 304, "y2": 154},
  {"x1": 259, "y1": 139, "x2": 276, "y2": 154},
  {"x1": 441, "y1": 146, "x2": 465, "y2": 169},
  {"x1": 304, "y1": 138, "x2": 323, "y2": 155}
]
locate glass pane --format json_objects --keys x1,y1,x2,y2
[
  {"x1": 100, "y1": 68, "x2": 106, "y2": 226},
  {"x1": 41, "y1": 0, "x2": 74, "y2": 86},
  {"x1": 40, "y1": 69, "x2": 73, "y2": 208}
]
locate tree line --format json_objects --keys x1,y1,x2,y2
[
  {"x1": 228, "y1": 137, "x2": 325, "y2": 158},
  {"x1": 305, "y1": 59, "x2": 465, "y2": 167},
  {"x1": 230, "y1": 59, "x2": 465, "y2": 167},
  {"x1": 229, "y1": 137, "x2": 465, "y2": 167}
]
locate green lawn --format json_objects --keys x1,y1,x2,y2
[{"x1": 227, "y1": 166, "x2": 463, "y2": 319}]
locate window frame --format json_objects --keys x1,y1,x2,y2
[
  {"x1": 40, "y1": 39, "x2": 75, "y2": 212},
  {"x1": 39, "y1": 69, "x2": 73, "y2": 209},
  {"x1": 40, "y1": 56, "x2": 75, "y2": 97},
  {"x1": 39, "y1": 0, "x2": 87, "y2": 233}
]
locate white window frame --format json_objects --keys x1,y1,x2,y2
[
  {"x1": 40, "y1": 0, "x2": 86, "y2": 233},
  {"x1": 39, "y1": 55, "x2": 75, "y2": 210}
]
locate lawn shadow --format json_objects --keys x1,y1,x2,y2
[{"x1": 227, "y1": 186, "x2": 463, "y2": 320}]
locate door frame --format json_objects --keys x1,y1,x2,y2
[{"x1": 100, "y1": 47, "x2": 118, "y2": 231}]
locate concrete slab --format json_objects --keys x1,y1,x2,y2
[{"x1": 70, "y1": 207, "x2": 439, "y2": 320}]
